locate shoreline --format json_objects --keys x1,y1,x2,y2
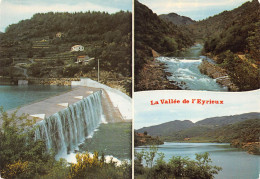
[
  {"x1": 136, "y1": 140, "x2": 260, "y2": 156},
  {"x1": 198, "y1": 60, "x2": 239, "y2": 91},
  {"x1": 135, "y1": 57, "x2": 181, "y2": 91},
  {"x1": 160, "y1": 140, "x2": 260, "y2": 155}
]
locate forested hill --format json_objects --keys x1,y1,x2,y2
[
  {"x1": 135, "y1": 0, "x2": 193, "y2": 56},
  {"x1": 136, "y1": 113, "x2": 260, "y2": 154},
  {"x1": 136, "y1": 120, "x2": 194, "y2": 137},
  {"x1": 2, "y1": 11, "x2": 130, "y2": 43},
  {"x1": 134, "y1": 0, "x2": 194, "y2": 91},
  {"x1": 136, "y1": 112, "x2": 260, "y2": 138},
  {"x1": 192, "y1": 0, "x2": 259, "y2": 58},
  {"x1": 0, "y1": 11, "x2": 131, "y2": 94},
  {"x1": 199, "y1": 0, "x2": 260, "y2": 57},
  {"x1": 159, "y1": 13, "x2": 195, "y2": 26},
  {"x1": 191, "y1": 0, "x2": 259, "y2": 41},
  {"x1": 206, "y1": 118, "x2": 260, "y2": 155},
  {"x1": 192, "y1": 0, "x2": 260, "y2": 91}
]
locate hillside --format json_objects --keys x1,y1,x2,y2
[
  {"x1": 192, "y1": 0, "x2": 260, "y2": 91},
  {"x1": 191, "y1": 0, "x2": 259, "y2": 42},
  {"x1": 159, "y1": 13, "x2": 195, "y2": 26},
  {"x1": 206, "y1": 118, "x2": 260, "y2": 154},
  {"x1": 136, "y1": 113, "x2": 260, "y2": 154},
  {"x1": 134, "y1": 0, "x2": 194, "y2": 91},
  {"x1": 0, "y1": 11, "x2": 132, "y2": 95},
  {"x1": 137, "y1": 120, "x2": 194, "y2": 136},
  {"x1": 136, "y1": 113, "x2": 260, "y2": 139},
  {"x1": 206, "y1": 118, "x2": 260, "y2": 143},
  {"x1": 197, "y1": 112, "x2": 260, "y2": 126}
]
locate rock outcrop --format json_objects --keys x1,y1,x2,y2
[{"x1": 198, "y1": 60, "x2": 239, "y2": 91}]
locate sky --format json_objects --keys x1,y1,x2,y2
[
  {"x1": 0, "y1": 0, "x2": 132, "y2": 32},
  {"x1": 139, "y1": 0, "x2": 252, "y2": 21},
  {"x1": 0, "y1": 0, "x2": 254, "y2": 32},
  {"x1": 134, "y1": 90, "x2": 260, "y2": 129}
]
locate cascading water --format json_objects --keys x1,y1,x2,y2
[
  {"x1": 35, "y1": 90, "x2": 104, "y2": 158},
  {"x1": 157, "y1": 44, "x2": 228, "y2": 91},
  {"x1": 158, "y1": 56, "x2": 227, "y2": 91}
]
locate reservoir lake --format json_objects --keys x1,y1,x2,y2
[
  {"x1": 0, "y1": 85, "x2": 72, "y2": 110},
  {"x1": 135, "y1": 142, "x2": 259, "y2": 179}
]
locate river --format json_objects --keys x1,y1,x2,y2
[
  {"x1": 158, "y1": 44, "x2": 227, "y2": 91},
  {"x1": 0, "y1": 85, "x2": 72, "y2": 110},
  {"x1": 135, "y1": 142, "x2": 259, "y2": 179}
]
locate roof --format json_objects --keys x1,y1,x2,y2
[
  {"x1": 72, "y1": 45, "x2": 83, "y2": 48},
  {"x1": 78, "y1": 55, "x2": 89, "y2": 58}
]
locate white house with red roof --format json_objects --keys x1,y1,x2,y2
[{"x1": 71, "y1": 45, "x2": 84, "y2": 52}]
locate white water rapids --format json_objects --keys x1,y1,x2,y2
[{"x1": 158, "y1": 56, "x2": 227, "y2": 91}]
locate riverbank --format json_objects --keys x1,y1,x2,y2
[
  {"x1": 164, "y1": 138, "x2": 260, "y2": 155},
  {"x1": 134, "y1": 132, "x2": 164, "y2": 147},
  {"x1": 198, "y1": 60, "x2": 239, "y2": 91},
  {"x1": 78, "y1": 122, "x2": 132, "y2": 160},
  {"x1": 231, "y1": 140, "x2": 260, "y2": 155},
  {"x1": 135, "y1": 57, "x2": 181, "y2": 91},
  {"x1": 0, "y1": 75, "x2": 131, "y2": 97},
  {"x1": 201, "y1": 51, "x2": 260, "y2": 91}
]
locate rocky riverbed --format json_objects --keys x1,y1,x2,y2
[
  {"x1": 198, "y1": 60, "x2": 239, "y2": 91},
  {"x1": 135, "y1": 56, "x2": 181, "y2": 91}
]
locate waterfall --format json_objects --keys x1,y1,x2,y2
[{"x1": 35, "y1": 90, "x2": 103, "y2": 158}]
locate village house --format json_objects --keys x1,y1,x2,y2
[{"x1": 71, "y1": 45, "x2": 84, "y2": 52}]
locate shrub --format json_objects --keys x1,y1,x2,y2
[
  {"x1": 68, "y1": 152, "x2": 131, "y2": 179},
  {"x1": 1, "y1": 160, "x2": 29, "y2": 179},
  {"x1": 135, "y1": 146, "x2": 222, "y2": 179},
  {"x1": 0, "y1": 108, "x2": 68, "y2": 178}
]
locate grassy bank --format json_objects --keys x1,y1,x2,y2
[{"x1": 79, "y1": 122, "x2": 132, "y2": 160}]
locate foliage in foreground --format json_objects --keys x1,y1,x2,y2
[
  {"x1": 68, "y1": 152, "x2": 131, "y2": 179},
  {"x1": 0, "y1": 107, "x2": 60, "y2": 178},
  {"x1": 0, "y1": 108, "x2": 131, "y2": 179},
  {"x1": 135, "y1": 146, "x2": 222, "y2": 179}
]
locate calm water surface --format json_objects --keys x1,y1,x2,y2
[
  {"x1": 136, "y1": 142, "x2": 259, "y2": 179},
  {"x1": 0, "y1": 85, "x2": 72, "y2": 110}
]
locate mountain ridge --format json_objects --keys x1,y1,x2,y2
[
  {"x1": 159, "y1": 13, "x2": 195, "y2": 26},
  {"x1": 134, "y1": 0, "x2": 194, "y2": 91},
  {"x1": 136, "y1": 112, "x2": 260, "y2": 137}
]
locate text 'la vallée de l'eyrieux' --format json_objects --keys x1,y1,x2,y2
[{"x1": 150, "y1": 99, "x2": 224, "y2": 105}]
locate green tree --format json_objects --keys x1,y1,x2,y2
[
  {"x1": 0, "y1": 108, "x2": 67, "y2": 178},
  {"x1": 143, "y1": 145, "x2": 158, "y2": 167},
  {"x1": 135, "y1": 146, "x2": 222, "y2": 179}
]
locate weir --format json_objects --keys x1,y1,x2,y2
[
  {"x1": 34, "y1": 90, "x2": 103, "y2": 157},
  {"x1": 2, "y1": 78, "x2": 131, "y2": 159}
]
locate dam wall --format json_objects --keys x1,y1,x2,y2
[{"x1": 35, "y1": 90, "x2": 103, "y2": 157}]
